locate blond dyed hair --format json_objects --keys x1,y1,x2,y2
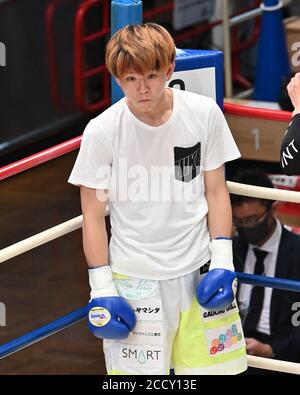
[{"x1": 105, "y1": 23, "x2": 176, "y2": 78}]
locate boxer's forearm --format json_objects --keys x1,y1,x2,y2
[
  {"x1": 82, "y1": 216, "x2": 109, "y2": 268},
  {"x1": 80, "y1": 186, "x2": 109, "y2": 268},
  {"x1": 207, "y1": 192, "x2": 232, "y2": 238},
  {"x1": 204, "y1": 171, "x2": 232, "y2": 239}
]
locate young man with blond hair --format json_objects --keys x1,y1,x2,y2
[{"x1": 69, "y1": 23, "x2": 247, "y2": 375}]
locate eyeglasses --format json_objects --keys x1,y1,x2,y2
[{"x1": 232, "y1": 208, "x2": 269, "y2": 228}]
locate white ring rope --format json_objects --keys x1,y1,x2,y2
[
  {"x1": 0, "y1": 215, "x2": 83, "y2": 264},
  {"x1": 247, "y1": 355, "x2": 300, "y2": 375},
  {"x1": 1, "y1": 182, "x2": 300, "y2": 373},
  {"x1": 227, "y1": 181, "x2": 300, "y2": 203},
  {"x1": 1, "y1": 183, "x2": 300, "y2": 263}
]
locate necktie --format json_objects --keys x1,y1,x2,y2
[{"x1": 243, "y1": 248, "x2": 268, "y2": 334}]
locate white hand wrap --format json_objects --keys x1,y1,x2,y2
[
  {"x1": 88, "y1": 265, "x2": 119, "y2": 299},
  {"x1": 209, "y1": 238, "x2": 235, "y2": 271}
]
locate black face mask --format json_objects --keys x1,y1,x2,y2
[{"x1": 236, "y1": 213, "x2": 272, "y2": 245}]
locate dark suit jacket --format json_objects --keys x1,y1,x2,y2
[{"x1": 234, "y1": 226, "x2": 300, "y2": 362}]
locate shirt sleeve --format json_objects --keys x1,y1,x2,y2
[
  {"x1": 203, "y1": 100, "x2": 241, "y2": 171},
  {"x1": 68, "y1": 120, "x2": 113, "y2": 189},
  {"x1": 280, "y1": 114, "x2": 300, "y2": 175}
]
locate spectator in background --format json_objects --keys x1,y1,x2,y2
[
  {"x1": 231, "y1": 169, "x2": 300, "y2": 363},
  {"x1": 280, "y1": 73, "x2": 300, "y2": 175}
]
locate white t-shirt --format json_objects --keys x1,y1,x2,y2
[{"x1": 68, "y1": 88, "x2": 240, "y2": 279}]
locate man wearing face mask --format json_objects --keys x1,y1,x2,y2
[{"x1": 230, "y1": 169, "x2": 300, "y2": 364}]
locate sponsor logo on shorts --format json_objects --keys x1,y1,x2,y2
[
  {"x1": 207, "y1": 323, "x2": 244, "y2": 355},
  {"x1": 202, "y1": 302, "x2": 237, "y2": 321},
  {"x1": 123, "y1": 322, "x2": 163, "y2": 345},
  {"x1": 120, "y1": 345, "x2": 164, "y2": 368},
  {"x1": 130, "y1": 299, "x2": 163, "y2": 321}
]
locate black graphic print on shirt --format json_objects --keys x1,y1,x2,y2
[{"x1": 174, "y1": 142, "x2": 201, "y2": 182}]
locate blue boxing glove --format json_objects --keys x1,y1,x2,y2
[
  {"x1": 196, "y1": 238, "x2": 237, "y2": 310},
  {"x1": 87, "y1": 266, "x2": 136, "y2": 340}
]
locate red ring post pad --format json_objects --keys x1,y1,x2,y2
[{"x1": 0, "y1": 136, "x2": 82, "y2": 181}]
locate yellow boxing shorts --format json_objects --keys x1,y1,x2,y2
[{"x1": 102, "y1": 268, "x2": 247, "y2": 375}]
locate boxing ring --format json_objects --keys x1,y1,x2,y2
[{"x1": 1, "y1": 102, "x2": 300, "y2": 375}]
